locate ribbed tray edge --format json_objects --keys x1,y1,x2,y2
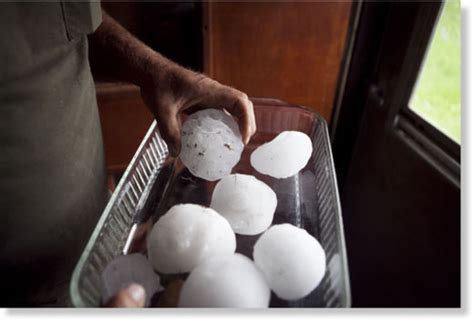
[{"x1": 70, "y1": 121, "x2": 159, "y2": 307}]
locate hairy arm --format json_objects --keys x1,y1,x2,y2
[{"x1": 89, "y1": 12, "x2": 256, "y2": 156}]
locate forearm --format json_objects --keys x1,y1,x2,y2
[
  {"x1": 88, "y1": 11, "x2": 181, "y2": 88},
  {"x1": 88, "y1": 10, "x2": 255, "y2": 154}
]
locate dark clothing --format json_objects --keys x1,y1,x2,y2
[{"x1": 0, "y1": 1, "x2": 108, "y2": 306}]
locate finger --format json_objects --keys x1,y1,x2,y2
[
  {"x1": 226, "y1": 96, "x2": 256, "y2": 145},
  {"x1": 156, "y1": 107, "x2": 182, "y2": 157},
  {"x1": 238, "y1": 98, "x2": 256, "y2": 144},
  {"x1": 105, "y1": 283, "x2": 146, "y2": 308},
  {"x1": 197, "y1": 92, "x2": 257, "y2": 145}
]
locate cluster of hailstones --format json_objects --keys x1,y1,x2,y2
[{"x1": 101, "y1": 109, "x2": 325, "y2": 308}]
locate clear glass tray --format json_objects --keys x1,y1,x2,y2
[{"x1": 70, "y1": 98, "x2": 351, "y2": 307}]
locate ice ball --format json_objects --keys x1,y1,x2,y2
[
  {"x1": 178, "y1": 253, "x2": 270, "y2": 308},
  {"x1": 250, "y1": 131, "x2": 313, "y2": 179},
  {"x1": 253, "y1": 223, "x2": 326, "y2": 300},
  {"x1": 210, "y1": 174, "x2": 277, "y2": 235},
  {"x1": 180, "y1": 109, "x2": 244, "y2": 181},
  {"x1": 100, "y1": 253, "x2": 163, "y2": 307},
  {"x1": 147, "y1": 204, "x2": 236, "y2": 274}
]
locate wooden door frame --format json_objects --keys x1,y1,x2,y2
[{"x1": 331, "y1": 1, "x2": 392, "y2": 189}]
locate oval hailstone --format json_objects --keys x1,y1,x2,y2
[
  {"x1": 147, "y1": 204, "x2": 236, "y2": 274},
  {"x1": 100, "y1": 253, "x2": 163, "y2": 307},
  {"x1": 180, "y1": 109, "x2": 244, "y2": 181},
  {"x1": 253, "y1": 223, "x2": 326, "y2": 301},
  {"x1": 178, "y1": 253, "x2": 271, "y2": 308},
  {"x1": 210, "y1": 174, "x2": 277, "y2": 235},
  {"x1": 250, "y1": 131, "x2": 313, "y2": 179}
]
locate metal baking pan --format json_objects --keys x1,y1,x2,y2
[{"x1": 70, "y1": 98, "x2": 351, "y2": 307}]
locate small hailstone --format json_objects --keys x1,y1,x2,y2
[
  {"x1": 147, "y1": 204, "x2": 236, "y2": 274},
  {"x1": 100, "y1": 253, "x2": 163, "y2": 307},
  {"x1": 250, "y1": 131, "x2": 313, "y2": 179},
  {"x1": 178, "y1": 253, "x2": 270, "y2": 308},
  {"x1": 180, "y1": 109, "x2": 244, "y2": 181},
  {"x1": 210, "y1": 174, "x2": 277, "y2": 235},
  {"x1": 253, "y1": 223, "x2": 326, "y2": 301}
]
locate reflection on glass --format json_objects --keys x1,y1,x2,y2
[{"x1": 409, "y1": 0, "x2": 461, "y2": 143}]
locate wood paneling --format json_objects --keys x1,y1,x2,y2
[{"x1": 203, "y1": 1, "x2": 352, "y2": 122}]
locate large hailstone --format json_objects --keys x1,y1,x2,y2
[
  {"x1": 253, "y1": 223, "x2": 326, "y2": 300},
  {"x1": 147, "y1": 204, "x2": 236, "y2": 274},
  {"x1": 100, "y1": 253, "x2": 163, "y2": 307},
  {"x1": 178, "y1": 253, "x2": 270, "y2": 308},
  {"x1": 180, "y1": 109, "x2": 244, "y2": 181},
  {"x1": 210, "y1": 174, "x2": 277, "y2": 235},
  {"x1": 250, "y1": 131, "x2": 313, "y2": 179}
]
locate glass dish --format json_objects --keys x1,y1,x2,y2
[{"x1": 70, "y1": 98, "x2": 351, "y2": 307}]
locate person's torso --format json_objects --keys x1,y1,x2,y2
[{"x1": 0, "y1": 1, "x2": 108, "y2": 305}]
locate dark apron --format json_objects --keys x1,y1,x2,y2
[{"x1": 0, "y1": 1, "x2": 108, "y2": 306}]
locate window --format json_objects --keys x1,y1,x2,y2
[{"x1": 408, "y1": 0, "x2": 461, "y2": 144}]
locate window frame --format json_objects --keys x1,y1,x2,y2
[
  {"x1": 384, "y1": 0, "x2": 460, "y2": 184},
  {"x1": 331, "y1": 0, "x2": 460, "y2": 189}
]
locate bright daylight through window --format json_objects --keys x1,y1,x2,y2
[{"x1": 409, "y1": 0, "x2": 461, "y2": 143}]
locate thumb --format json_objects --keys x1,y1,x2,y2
[
  {"x1": 106, "y1": 283, "x2": 146, "y2": 308},
  {"x1": 156, "y1": 109, "x2": 182, "y2": 157}
]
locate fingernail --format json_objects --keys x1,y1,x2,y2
[{"x1": 126, "y1": 283, "x2": 146, "y2": 304}]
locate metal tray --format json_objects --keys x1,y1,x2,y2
[{"x1": 70, "y1": 99, "x2": 351, "y2": 307}]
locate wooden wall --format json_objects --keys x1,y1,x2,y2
[{"x1": 203, "y1": 1, "x2": 352, "y2": 122}]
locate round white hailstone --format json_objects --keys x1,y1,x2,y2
[
  {"x1": 100, "y1": 253, "x2": 163, "y2": 307},
  {"x1": 253, "y1": 223, "x2": 326, "y2": 301},
  {"x1": 180, "y1": 109, "x2": 244, "y2": 181},
  {"x1": 210, "y1": 174, "x2": 277, "y2": 235},
  {"x1": 178, "y1": 253, "x2": 271, "y2": 308},
  {"x1": 250, "y1": 131, "x2": 313, "y2": 179},
  {"x1": 147, "y1": 204, "x2": 236, "y2": 274}
]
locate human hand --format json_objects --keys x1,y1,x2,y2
[
  {"x1": 140, "y1": 65, "x2": 257, "y2": 157},
  {"x1": 105, "y1": 283, "x2": 146, "y2": 308},
  {"x1": 91, "y1": 12, "x2": 255, "y2": 156}
]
